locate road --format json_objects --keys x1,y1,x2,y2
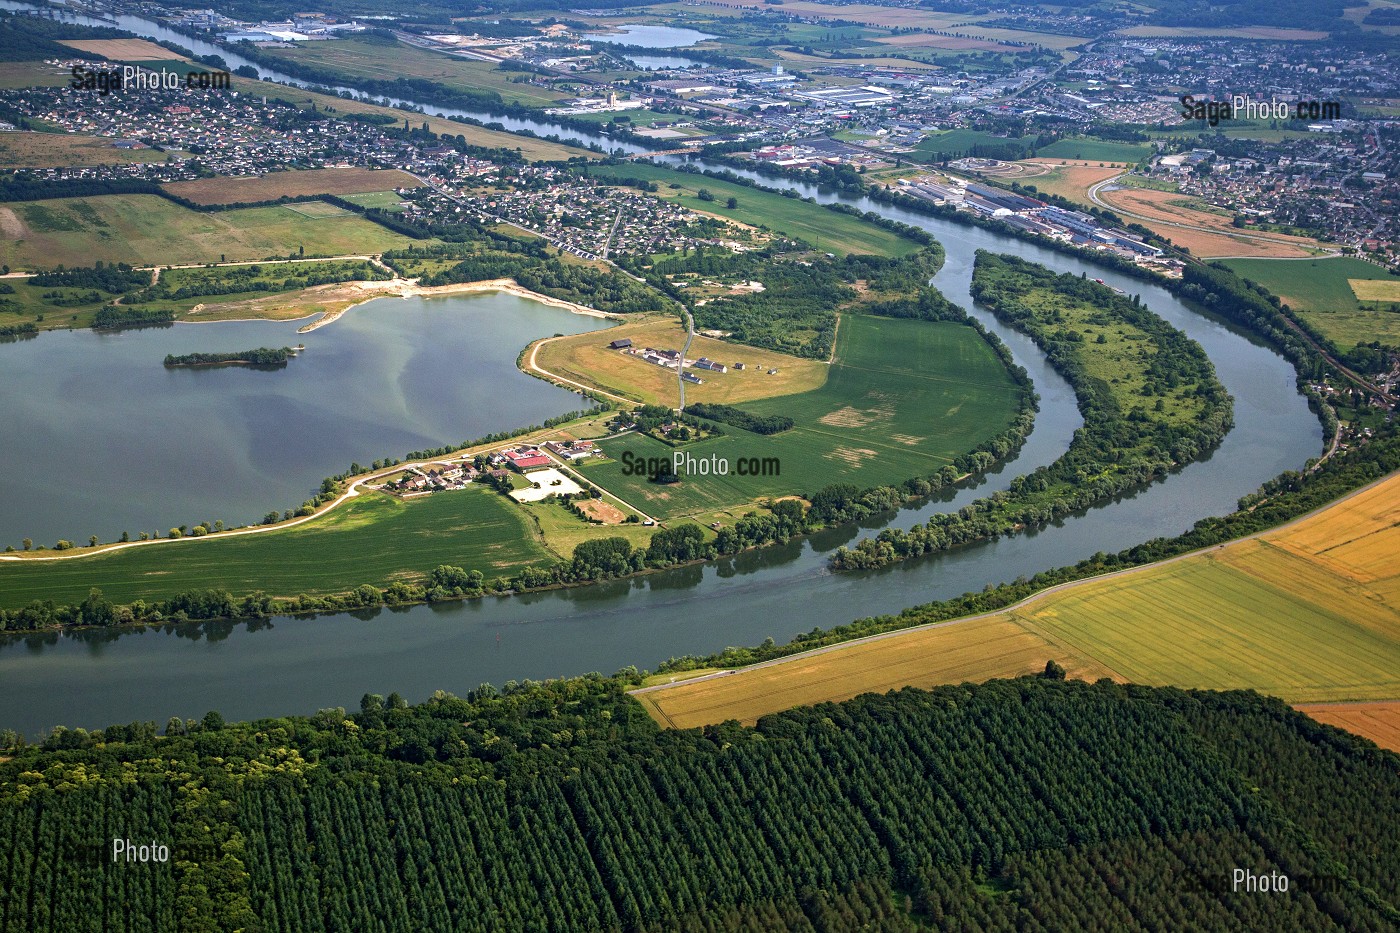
[
  {"x1": 630, "y1": 466, "x2": 1400, "y2": 706},
  {"x1": 1085, "y1": 173, "x2": 1339, "y2": 254},
  {"x1": 525, "y1": 333, "x2": 635, "y2": 405}
]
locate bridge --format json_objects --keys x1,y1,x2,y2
[{"x1": 623, "y1": 146, "x2": 704, "y2": 160}]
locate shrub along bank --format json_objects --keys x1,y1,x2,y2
[{"x1": 830, "y1": 251, "x2": 1233, "y2": 572}]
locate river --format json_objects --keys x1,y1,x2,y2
[{"x1": 0, "y1": 4, "x2": 1322, "y2": 736}]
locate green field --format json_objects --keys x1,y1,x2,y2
[
  {"x1": 0, "y1": 489, "x2": 552, "y2": 610},
  {"x1": 914, "y1": 130, "x2": 1041, "y2": 161},
  {"x1": 1222, "y1": 256, "x2": 1400, "y2": 347},
  {"x1": 579, "y1": 314, "x2": 1023, "y2": 520},
  {"x1": 0, "y1": 194, "x2": 421, "y2": 271},
  {"x1": 338, "y1": 190, "x2": 411, "y2": 211},
  {"x1": 1035, "y1": 138, "x2": 1151, "y2": 163},
  {"x1": 582, "y1": 163, "x2": 921, "y2": 257},
  {"x1": 262, "y1": 36, "x2": 568, "y2": 109}
]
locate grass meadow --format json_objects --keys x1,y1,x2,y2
[
  {"x1": 0, "y1": 489, "x2": 552, "y2": 609},
  {"x1": 579, "y1": 314, "x2": 1023, "y2": 520},
  {"x1": 0, "y1": 194, "x2": 420, "y2": 271},
  {"x1": 162, "y1": 168, "x2": 421, "y2": 206},
  {"x1": 1222, "y1": 256, "x2": 1400, "y2": 348},
  {"x1": 262, "y1": 37, "x2": 569, "y2": 108}
]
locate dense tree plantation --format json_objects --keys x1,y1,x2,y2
[
  {"x1": 0, "y1": 676, "x2": 1396, "y2": 931},
  {"x1": 832, "y1": 251, "x2": 1233, "y2": 571}
]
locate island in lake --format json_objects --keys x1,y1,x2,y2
[{"x1": 163, "y1": 346, "x2": 300, "y2": 368}]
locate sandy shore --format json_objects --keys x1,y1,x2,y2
[{"x1": 297, "y1": 278, "x2": 618, "y2": 333}]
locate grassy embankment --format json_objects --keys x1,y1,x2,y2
[
  {"x1": 582, "y1": 162, "x2": 923, "y2": 257},
  {"x1": 1222, "y1": 256, "x2": 1400, "y2": 348},
  {"x1": 576, "y1": 313, "x2": 1023, "y2": 525},
  {"x1": 637, "y1": 470, "x2": 1400, "y2": 730}
]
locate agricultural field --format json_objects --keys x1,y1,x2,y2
[
  {"x1": 1034, "y1": 138, "x2": 1151, "y2": 163},
  {"x1": 914, "y1": 130, "x2": 1042, "y2": 161},
  {"x1": 0, "y1": 194, "x2": 420, "y2": 271},
  {"x1": 260, "y1": 36, "x2": 569, "y2": 109},
  {"x1": 522, "y1": 497, "x2": 656, "y2": 561},
  {"x1": 531, "y1": 317, "x2": 828, "y2": 406},
  {"x1": 1095, "y1": 184, "x2": 1326, "y2": 258},
  {"x1": 578, "y1": 314, "x2": 1023, "y2": 521},
  {"x1": 56, "y1": 38, "x2": 175, "y2": 61},
  {"x1": 639, "y1": 471, "x2": 1400, "y2": 728},
  {"x1": 0, "y1": 60, "x2": 74, "y2": 88},
  {"x1": 1294, "y1": 701, "x2": 1400, "y2": 752},
  {"x1": 233, "y1": 76, "x2": 592, "y2": 161},
  {"x1": 0, "y1": 488, "x2": 552, "y2": 610},
  {"x1": 584, "y1": 162, "x2": 922, "y2": 257},
  {"x1": 1016, "y1": 159, "x2": 1131, "y2": 207},
  {"x1": 634, "y1": 616, "x2": 1118, "y2": 728},
  {"x1": 162, "y1": 168, "x2": 421, "y2": 206},
  {"x1": 1222, "y1": 256, "x2": 1400, "y2": 348},
  {"x1": 0, "y1": 130, "x2": 171, "y2": 167}
]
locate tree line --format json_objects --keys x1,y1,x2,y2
[{"x1": 163, "y1": 347, "x2": 295, "y2": 367}]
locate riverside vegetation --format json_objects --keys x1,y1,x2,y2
[
  {"x1": 832, "y1": 251, "x2": 1233, "y2": 571},
  {"x1": 163, "y1": 347, "x2": 296, "y2": 368},
  {"x1": 0, "y1": 674, "x2": 1395, "y2": 930}
]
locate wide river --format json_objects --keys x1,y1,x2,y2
[{"x1": 0, "y1": 5, "x2": 1322, "y2": 736}]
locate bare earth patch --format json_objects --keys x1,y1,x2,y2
[
  {"x1": 819, "y1": 406, "x2": 877, "y2": 428},
  {"x1": 0, "y1": 207, "x2": 26, "y2": 239},
  {"x1": 828, "y1": 446, "x2": 878, "y2": 468},
  {"x1": 579, "y1": 500, "x2": 627, "y2": 524}
]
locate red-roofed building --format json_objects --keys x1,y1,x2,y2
[{"x1": 503, "y1": 447, "x2": 552, "y2": 471}]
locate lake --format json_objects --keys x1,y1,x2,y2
[
  {"x1": 0, "y1": 292, "x2": 614, "y2": 548},
  {"x1": 583, "y1": 24, "x2": 719, "y2": 48}
]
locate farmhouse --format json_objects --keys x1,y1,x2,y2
[
  {"x1": 609, "y1": 338, "x2": 633, "y2": 349},
  {"x1": 501, "y1": 447, "x2": 553, "y2": 471},
  {"x1": 544, "y1": 440, "x2": 598, "y2": 461},
  {"x1": 692, "y1": 357, "x2": 727, "y2": 373}
]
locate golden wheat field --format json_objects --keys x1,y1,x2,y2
[{"x1": 638, "y1": 472, "x2": 1400, "y2": 728}]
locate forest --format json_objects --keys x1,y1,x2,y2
[{"x1": 0, "y1": 675, "x2": 1395, "y2": 931}]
